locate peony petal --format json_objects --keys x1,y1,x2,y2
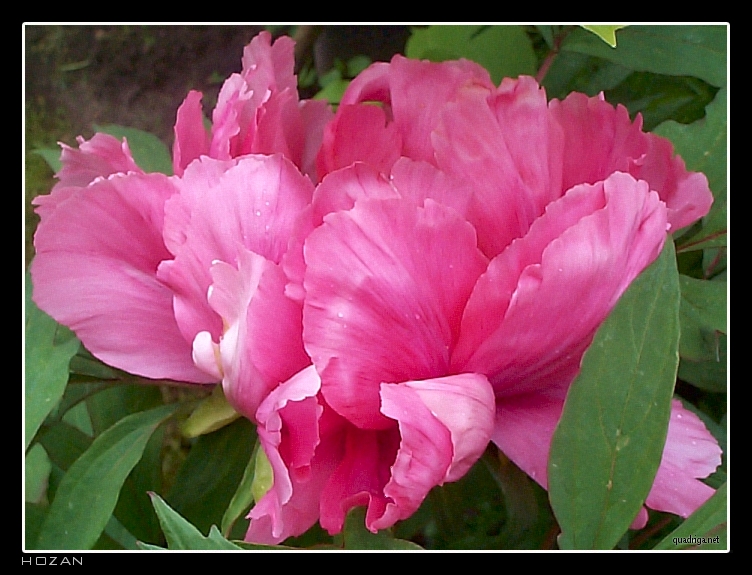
[
  {"x1": 172, "y1": 90, "x2": 210, "y2": 177},
  {"x1": 453, "y1": 172, "x2": 667, "y2": 397},
  {"x1": 389, "y1": 157, "x2": 472, "y2": 218},
  {"x1": 298, "y1": 99, "x2": 335, "y2": 184},
  {"x1": 303, "y1": 198, "x2": 488, "y2": 428},
  {"x1": 54, "y1": 133, "x2": 142, "y2": 189},
  {"x1": 159, "y1": 154, "x2": 313, "y2": 346},
  {"x1": 644, "y1": 399, "x2": 722, "y2": 519},
  {"x1": 32, "y1": 172, "x2": 211, "y2": 383},
  {"x1": 316, "y1": 104, "x2": 402, "y2": 179},
  {"x1": 246, "y1": 366, "x2": 334, "y2": 544},
  {"x1": 207, "y1": 248, "x2": 309, "y2": 421}
]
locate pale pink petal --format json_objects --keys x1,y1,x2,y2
[
  {"x1": 172, "y1": 90, "x2": 210, "y2": 177},
  {"x1": 32, "y1": 172, "x2": 212, "y2": 383},
  {"x1": 372, "y1": 373, "x2": 495, "y2": 532},
  {"x1": 240, "y1": 31, "x2": 297, "y2": 95},
  {"x1": 209, "y1": 74, "x2": 255, "y2": 160},
  {"x1": 644, "y1": 399, "x2": 722, "y2": 518},
  {"x1": 246, "y1": 366, "x2": 332, "y2": 544},
  {"x1": 54, "y1": 133, "x2": 142, "y2": 188},
  {"x1": 205, "y1": 249, "x2": 309, "y2": 421},
  {"x1": 251, "y1": 88, "x2": 304, "y2": 163},
  {"x1": 453, "y1": 172, "x2": 667, "y2": 397},
  {"x1": 316, "y1": 104, "x2": 402, "y2": 179},
  {"x1": 158, "y1": 154, "x2": 313, "y2": 346},
  {"x1": 303, "y1": 198, "x2": 488, "y2": 428},
  {"x1": 339, "y1": 61, "x2": 392, "y2": 108}
]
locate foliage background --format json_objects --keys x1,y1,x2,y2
[{"x1": 23, "y1": 24, "x2": 728, "y2": 551}]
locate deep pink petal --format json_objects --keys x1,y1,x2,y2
[
  {"x1": 246, "y1": 366, "x2": 333, "y2": 544},
  {"x1": 32, "y1": 172, "x2": 211, "y2": 383},
  {"x1": 298, "y1": 99, "x2": 335, "y2": 184},
  {"x1": 303, "y1": 198, "x2": 488, "y2": 428},
  {"x1": 172, "y1": 90, "x2": 210, "y2": 177},
  {"x1": 644, "y1": 399, "x2": 722, "y2": 518},
  {"x1": 240, "y1": 31, "x2": 297, "y2": 95},
  {"x1": 389, "y1": 157, "x2": 472, "y2": 218},
  {"x1": 631, "y1": 134, "x2": 714, "y2": 231},
  {"x1": 453, "y1": 172, "x2": 668, "y2": 396},
  {"x1": 316, "y1": 104, "x2": 402, "y2": 179}
]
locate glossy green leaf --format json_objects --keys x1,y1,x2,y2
[
  {"x1": 581, "y1": 25, "x2": 627, "y2": 48},
  {"x1": 678, "y1": 335, "x2": 727, "y2": 393},
  {"x1": 406, "y1": 25, "x2": 537, "y2": 84},
  {"x1": 181, "y1": 384, "x2": 240, "y2": 438},
  {"x1": 221, "y1": 441, "x2": 259, "y2": 536},
  {"x1": 36, "y1": 403, "x2": 178, "y2": 550},
  {"x1": 148, "y1": 493, "x2": 242, "y2": 550},
  {"x1": 25, "y1": 271, "x2": 80, "y2": 450},
  {"x1": 548, "y1": 241, "x2": 681, "y2": 549},
  {"x1": 562, "y1": 25, "x2": 727, "y2": 87},
  {"x1": 656, "y1": 88, "x2": 727, "y2": 252},
  {"x1": 166, "y1": 418, "x2": 256, "y2": 536},
  {"x1": 92, "y1": 124, "x2": 173, "y2": 175},
  {"x1": 341, "y1": 507, "x2": 423, "y2": 550},
  {"x1": 654, "y1": 483, "x2": 727, "y2": 549},
  {"x1": 679, "y1": 275, "x2": 727, "y2": 361}
]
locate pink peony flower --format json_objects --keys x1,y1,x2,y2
[
  {"x1": 172, "y1": 31, "x2": 332, "y2": 183},
  {"x1": 243, "y1": 57, "x2": 720, "y2": 542}
]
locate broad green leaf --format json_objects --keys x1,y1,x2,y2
[
  {"x1": 25, "y1": 271, "x2": 80, "y2": 450},
  {"x1": 581, "y1": 25, "x2": 627, "y2": 48},
  {"x1": 25, "y1": 444, "x2": 52, "y2": 504},
  {"x1": 92, "y1": 124, "x2": 173, "y2": 175},
  {"x1": 548, "y1": 241, "x2": 681, "y2": 549},
  {"x1": 406, "y1": 25, "x2": 537, "y2": 84},
  {"x1": 32, "y1": 148, "x2": 62, "y2": 173},
  {"x1": 654, "y1": 483, "x2": 727, "y2": 549},
  {"x1": 656, "y1": 88, "x2": 727, "y2": 252},
  {"x1": 679, "y1": 275, "x2": 727, "y2": 361},
  {"x1": 678, "y1": 335, "x2": 727, "y2": 393},
  {"x1": 181, "y1": 384, "x2": 240, "y2": 438},
  {"x1": 148, "y1": 493, "x2": 242, "y2": 550},
  {"x1": 562, "y1": 25, "x2": 727, "y2": 87},
  {"x1": 341, "y1": 507, "x2": 423, "y2": 550},
  {"x1": 543, "y1": 51, "x2": 633, "y2": 99},
  {"x1": 36, "y1": 403, "x2": 178, "y2": 550},
  {"x1": 166, "y1": 418, "x2": 256, "y2": 536},
  {"x1": 25, "y1": 502, "x2": 47, "y2": 550},
  {"x1": 221, "y1": 441, "x2": 259, "y2": 536}
]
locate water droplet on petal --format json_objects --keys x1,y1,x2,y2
[
  {"x1": 255, "y1": 210, "x2": 262, "y2": 217},
  {"x1": 337, "y1": 312, "x2": 344, "y2": 318}
]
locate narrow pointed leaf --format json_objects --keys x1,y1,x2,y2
[
  {"x1": 148, "y1": 493, "x2": 242, "y2": 550},
  {"x1": 36, "y1": 403, "x2": 178, "y2": 550},
  {"x1": 181, "y1": 384, "x2": 241, "y2": 438},
  {"x1": 548, "y1": 241, "x2": 681, "y2": 549},
  {"x1": 654, "y1": 483, "x2": 727, "y2": 549},
  {"x1": 581, "y1": 25, "x2": 627, "y2": 48},
  {"x1": 221, "y1": 441, "x2": 258, "y2": 536},
  {"x1": 25, "y1": 271, "x2": 80, "y2": 450}
]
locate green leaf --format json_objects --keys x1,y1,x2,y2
[
  {"x1": 562, "y1": 25, "x2": 727, "y2": 87},
  {"x1": 656, "y1": 88, "x2": 727, "y2": 252},
  {"x1": 221, "y1": 441, "x2": 259, "y2": 536},
  {"x1": 181, "y1": 384, "x2": 240, "y2": 438},
  {"x1": 251, "y1": 440, "x2": 274, "y2": 504},
  {"x1": 25, "y1": 270, "x2": 80, "y2": 450},
  {"x1": 314, "y1": 78, "x2": 350, "y2": 105},
  {"x1": 679, "y1": 276, "x2": 727, "y2": 361},
  {"x1": 35, "y1": 403, "x2": 178, "y2": 550},
  {"x1": 581, "y1": 25, "x2": 628, "y2": 48},
  {"x1": 25, "y1": 444, "x2": 52, "y2": 504},
  {"x1": 166, "y1": 418, "x2": 256, "y2": 536},
  {"x1": 678, "y1": 335, "x2": 727, "y2": 393},
  {"x1": 406, "y1": 25, "x2": 537, "y2": 84},
  {"x1": 148, "y1": 493, "x2": 242, "y2": 550},
  {"x1": 654, "y1": 483, "x2": 727, "y2": 549},
  {"x1": 32, "y1": 148, "x2": 62, "y2": 173},
  {"x1": 341, "y1": 507, "x2": 423, "y2": 550},
  {"x1": 92, "y1": 124, "x2": 173, "y2": 175},
  {"x1": 548, "y1": 241, "x2": 681, "y2": 549}
]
